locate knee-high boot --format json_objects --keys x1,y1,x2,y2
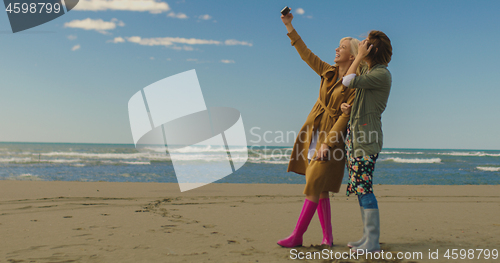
[
  {"x1": 347, "y1": 206, "x2": 366, "y2": 248},
  {"x1": 277, "y1": 199, "x2": 318, "y2": 248},
  {"x1": 351, "y1": 208, "x2": 380, "y2": 253},
  {"x1": 317, "y1": 198, "x2": 333, "y2": 246}
]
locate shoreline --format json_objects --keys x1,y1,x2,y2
[
  {"x1": 1, "y1": 181, "x2": 500, "y2": 199},
  {"x1": 1, "y1": 181, "x2": 499, "y2": 262}
]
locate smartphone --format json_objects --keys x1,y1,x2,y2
[{"x1": 281, "y1": 6, "x2": 290, "y2": 16}]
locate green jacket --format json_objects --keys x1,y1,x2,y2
[{"x1": 348, "y1": 64, "x2": 392, "y2": 157}]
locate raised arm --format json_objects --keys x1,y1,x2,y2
[
  {"x1": 281, "y1": 11, "x2": 331, "y2": 76},
  {"x1": 343, "y1": 40, "x2": 391, "y2": 90},
  {"x1": 345, "y1": 39, "x2": 372, "y2": 76},
  {"x1": 281, "y1": 9, "x2": 295, "y2": 34}
]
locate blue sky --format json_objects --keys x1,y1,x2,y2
[{"x1": 1, "y1": 0, "x2": 499, "y2": 150}]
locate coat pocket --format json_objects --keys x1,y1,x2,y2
[{"x1": 352, "y1": 113, "x2": 381, "y2": 146}]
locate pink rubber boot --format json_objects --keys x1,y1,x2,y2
[
  {"x1": 277, "y1": 199, "x2": 318, "y2": 248},
  {"x1": 317, "y1": 198, "x2": 333, "y2": 246}
]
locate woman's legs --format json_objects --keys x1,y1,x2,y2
[
  {"x1": 347, "y1": 202, "x2": 366, "y2": 248},
  {"x1": 305, "y1": 191, "x2": 327, "y2": 203},
  {"x1": 317, "y1": 191, "x2": 333, "y2": 246},
  {"x1": 305, "y1": 195, "x2": 319, "y2": 203},
  {"x1": 351, "y1": 193, "x2": 380, "y2": 252},
  {"x1": 358, "y1": 193, "x2": 378, "y2": 209},
  {"x1": 277, "y1": 196, "x2": 318, "y2": 248}
]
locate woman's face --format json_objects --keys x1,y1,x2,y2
[{"x1": 334, "y1": 39, "x2": 354, "y2": 64}]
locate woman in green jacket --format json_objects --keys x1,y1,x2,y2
[{"x1": 341, "y1": 30, "x2": 392, "y2": 253}]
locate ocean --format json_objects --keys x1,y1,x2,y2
[{"x1": 1, "y1": 142, "x2": 499, "y2": 185}]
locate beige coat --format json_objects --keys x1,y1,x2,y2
[{"x1": 286, "y1": 30, "x2": 356, "y2": 195}]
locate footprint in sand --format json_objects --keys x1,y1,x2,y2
[
  {"x1": 37, "y1": 205, "x2": 57, "y2": 208},
  {"x1": 8, "y1": 258, "x2": 25, "y2": 263},
  {"x1": 161, "y1": 225, "x2": 177, "y2": 233},
  {"x1": 133, "y1": 245, "x2": 151, "y2": 249},
  {"x1": 159, "y1": 211, "x2": 169, "y2": 217}
]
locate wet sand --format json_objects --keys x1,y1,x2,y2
[{"x1": 0, "y1": 181, "x2": 499, "y2": 262}]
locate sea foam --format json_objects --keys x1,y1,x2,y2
[
  {"x1": 438, "y1": 152, "x2": 500, "y2": 157},
  {"x1": 477, "y1": 166, "x2": 500, "y2": 172},
  {"x1": 380, "y1": 151, "x2": 424, "y2": 155},
  {"x1": 41, "y1": 152, "x2": 148, "y2": 159},
  {"x1": 120, "y1": 161, "x2": 151, "y2": 165},
  {"x1": 382, "y1": 157, "x2": 442, "y2": 164}
]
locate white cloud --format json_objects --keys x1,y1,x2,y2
[
  {"x1": 74, "y1": 0, "x2": 170, "y2": 14},
  {"x1": 150, "y1": 57, "x2": 155, "y2": 60},
  {"x1": 198, "y1": 14, "x2": 212, "y2": 20},
  {"x1": 67, "y1": 35, "x2": 77, "y2": 40},
  {"x1": 72, "y1": 44, "x2": 81, "y2": 51},
  {"x1": 225, "y1": 39, "x2": 253, "y2": 47},
  {"x1": 64, "y1": 18, "x2": 125, "y2": 34},
  {"x1": 186, "y1": 58, "x2": 210, "y2": 64},
  {"x1": 167, "y1": 12, "x2": 188, "y2": 19},
  {"x1": 171, "y1": 45, "x2": 194, "y2": 51},
  {"x1": 112, "y1": 18, "x2": 125, "y2": 27},
  {"x1": 221, "y1": 59, "x2": 235, "y2": 64},
  {"x1": 295, "y1": 8, "x2": 305, "y2": 15},
  {"x1": 109, "y1": 35, "x2": 252, "y2": 51},
  {"x1": 126, "y1": 36, "x2": 221, "y2": 46},
  {"x1": 108, "y1": 37, "x2": 125, "y2": 43}
]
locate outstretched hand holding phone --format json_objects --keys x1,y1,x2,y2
[{"x1": 280, "y1": 7, "x2": 294, "y2": 33}]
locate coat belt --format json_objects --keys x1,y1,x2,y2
[{"x1": 317, "y1": 98, "x2": 342, "y2": 119}]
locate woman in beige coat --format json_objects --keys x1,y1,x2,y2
[{"x1": 278, "y1": 10, "x2": 365, "y2": 248}]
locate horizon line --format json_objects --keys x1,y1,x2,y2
[{"x1": 0, "y1": 141, "x2": 499, "y2": 152}]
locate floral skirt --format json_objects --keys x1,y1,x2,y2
[{"x1": 345, "y1": 121, "x2": 378, "y2": 196}]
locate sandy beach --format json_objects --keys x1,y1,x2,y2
[{"x1": 0, "y1": 181, "x2": 498, "y2": 263}]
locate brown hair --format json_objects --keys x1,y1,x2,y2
[{"x1": 366, "y1": 30, "x2": 392, "y2": 67}]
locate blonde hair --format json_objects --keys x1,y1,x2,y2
[{"x1": 340, "y1": 37, "x2": 367, "y2": 75}]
